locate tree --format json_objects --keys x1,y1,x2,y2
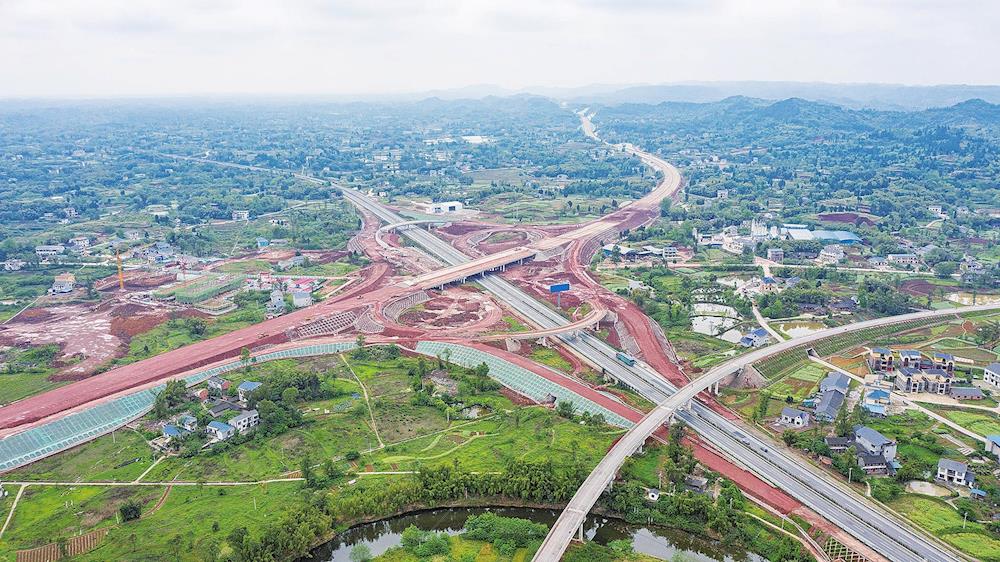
[
  {"x1": 556, "y1": 400, "x2": 576, "y2": 419},
  {"x1": 349, "y1": 544, "x2": 372, "y2": 562},
  {"x1": 782, "y1": 430, "x2": 798, "y2": 447},
  {"x1": 281, "y1": 386, "x2": 300, "y2": 404},
  {"x1": 752, "y1": 391, "x2": 771, "y2": 422},
  {"x1": 834, "y1": 402, "x2": 852, "y2": 437},
  {"x1": 301, "y1": 454, "x2": 318, "y2": 488},
  {"x1": 119, "y1": 499, "x2": 142, "y2": 522},
  {"x1": 323, "y1": 458, "x2": 343, "y2": 482},
  {"x1": 934, "y1": 261, "x2": 958, "y2": 278}
]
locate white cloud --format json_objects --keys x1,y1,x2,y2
[{"x1": 0, "y1": 0, "x2": 997, "y2": 97}]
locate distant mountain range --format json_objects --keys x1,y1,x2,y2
[{"x1": 411, "y1": 81, "x2": 1000, "y2": 111}]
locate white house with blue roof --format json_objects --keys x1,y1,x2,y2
[
  {"x1": 162, "y1": 424, "x2": 187, "y2": 439},
  {"x1": 206, "y1": 420, "x2": 236, "y2": 441},
  {"x1": 739, "y1": 328, "x2": 771, "y2": 348},
  {"x1": 237, "y1": 381, "x2": 263, "y2": 403}
]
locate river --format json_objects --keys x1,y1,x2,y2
[{"x1": 303, "y1": 506, "x2": 763, "y2": 562}]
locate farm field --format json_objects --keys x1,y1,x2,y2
[
  {"x1": 766, "y1": 363, "x2": 826, "y2": 401},
  {"x1": 926, "y1": 406, "x2": 1000, "y2": 438}
]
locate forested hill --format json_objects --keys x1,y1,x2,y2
[{"x1": 593, "y1": 96, "x2": 1000, "y2": 241}]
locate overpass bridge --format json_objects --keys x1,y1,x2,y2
[
  {"x1": 164, "y1": 150, "x2": 974, "y2": 562},
  {"x1": 532, "y1": 303, "x2": 1000, "y2": 561},
  {"x1": 374, "y1": 219, "x2": 451, "y2": 250},
  {"x1": 339, "y1": 178, "x2": 975, "y2": 562}
]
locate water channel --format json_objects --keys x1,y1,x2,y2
[{"x1": 303, "y1": 506, "x2": 763, "y2": 562}]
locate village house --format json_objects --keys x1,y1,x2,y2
[
  {"x1": 828, "y1": 298, "x2": 858, "y2": 315},
  {"x1": 276, "y1": 255, "x2": 306, "y2": 271},
  {"x1": 868, "y1": 256, "x2": 888, "y2": 269},
  {"x1": 986, "y1": 436, "x2": 1000, "y2": 462},
  {"x1": 230, "y1": 409, "x2": 260, "y2": 434},
  {"x1": 292, "y1": 291, "x2": 313, "y2": 308},
  {"x1": 932, "y1": 352, "x2": 955, "y2": 373},
  {"x1": 950, "y1": 387, "x2": 985, "y2": 401},
  {"x1": 237, "y1": 381, "x2": 263, "y2": 403},
  {"x1": 780, "y1": 407, "x2": 810, "y2": 428},
  {"x1": 162, "y1": 424, "x2": 187, "y2": 440},
  {"x1": 739, "y1": 328, "x2": 771, "y2": 348},
  {"x1": 722, "y1": 236, "x2": 755, "y2": 255},
  {"x1": 984, "y1": 363, "x2": 1000, "y2": 387},
  {"x1": 899, "y1": 350, "x2": 922, "y2": 369},
  {"x1": 937, "y1": 459, "x2": 973, "y2": 487},
  {"x1": 766, "y1": 248, "x2": 784, "y2": 263},
  {"x1": 818, "y1": 244, "x2": 845, "y2": 265},
  {"x1": 3, "y1": 259, "x2": 26, "y2": 271},
  {"x1": 178, "y1": 415, "x2": 198, "y2": 432},
  {"x1": 267, "y1": 290, "x2": 286, "y2": 315},
  {"x1": 35, "y1": 244, "x2": 66, "y2": 257},
  {"x1": 207, "y1": 376, "x2": 231, "y2": 393},
  {"x1": 206, "y1": 420, "x2": 236, "y2": 441},
  {"x1": 887, "y1": 253, "x2": 919, "y2": 267},
  {"x1": 50, "y1": 273, "x2": 75, "y2": 294},
  {"x1": 232, "y1": 210, "x2": 250, "y2": 221},
  {"x1": 869, "y1": 347, "x2": 895, "y2": 372}
]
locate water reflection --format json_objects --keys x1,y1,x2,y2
[
  {"x1": 775, "y1": 320, "x2": 825, "y2": 338},
  {"x1": 302, "y1": 507, "x2": 763, "y2": 562}
]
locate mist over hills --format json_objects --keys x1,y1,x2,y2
[{"x1": 416, "y1": 81, "x2": 1000, "y2": 111}]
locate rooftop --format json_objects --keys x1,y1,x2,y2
[
  {"x1": 938, "y1": 458, "x2": 967, "y2": 473},
  {"x1": 855, "y1": 425, "x2": 893, "y2": 447}
]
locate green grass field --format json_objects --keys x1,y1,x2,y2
[
  {"x1": 370, "y1": 408, "x2": 621, "y2": 473},
  {"x1": 284, "y1": 261, "x2": 360, "y2": 277},
  {"x1": 527, "y1": 348, "x2": 573, "y2": 374},
  {"x1": 0, "y1": 372, "x2": 67, "y2": 405},
  {"x1": 0, "y1": 346, "x2": 632, "y2": 562},
  {"x1": 5, "y1": 429, "x2": 155, "y2": 483},
  {"x1": 216, "y1": 259, "x2": 272, "y2": 274},
  {"x1": 767, "y1": 363, "x2": 825, "y2": 400},
  {"x1": 927, "y1": 407, "x2": 1000, "y2": 438},
  {"x1": 890, "y1": 494, "x2": 1000, "y2": 561}
]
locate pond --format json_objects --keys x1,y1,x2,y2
[
  {"x1": 775, "y1": 320, "x2": 826, "y2": 338},
  {"x1": 692, "y1": 303, "x2": 739, "y2": 318},
  {"x1": 946, "y1": 292, "x2": 1000, "y2": 306},
  {"x1": 303, "y1": 506, "x2": 764, "y2": 562},
  {"x1": 691, "y1": 316, "x2": 740, "y2": 338}
]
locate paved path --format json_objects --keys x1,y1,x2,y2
[
  {"x1": 0, "y1": 483, "x2": 26, "y2": 540},
  {"x1": 133, "y1": 455, "x2": 164, "y2": 483}
]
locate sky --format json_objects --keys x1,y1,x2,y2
[{"x1": 1, "y1": 0, "x2": 999, "y2": 98}]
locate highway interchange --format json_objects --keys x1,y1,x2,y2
[
  {"x1": 163, "y1": 134, "x2": 973, "y2": 561},
  {"x1": 335, "y1": 165, "x2": 973, "y2": 562}
]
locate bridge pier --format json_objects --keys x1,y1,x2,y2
[
  {"x1": 712, "y1": 380, "x2": 720, "y2": 395},
  {"x1": 577, "y1": 521, "x2": 585, "y2": 542}
]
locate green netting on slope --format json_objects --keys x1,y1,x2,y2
[
  {"x1": 0, "y1": 341, "x2": 358, "y2": 473},
  {"x1": 414, "y1": 341, "x2": 633, "y2": 429}
]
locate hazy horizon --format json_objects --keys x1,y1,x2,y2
[{"x1": 3, "y1": 0, "x2": 999, "y2": 98}]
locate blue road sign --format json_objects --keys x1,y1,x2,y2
[{"x1": 549, "y1": 282, "x2": 570, "y2": 293}]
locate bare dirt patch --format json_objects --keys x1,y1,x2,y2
[
  {"x1": 0, "y1": 300, "x2": 185, "y2": 380},
  {"x1": 396, "y1": 288, "x2": 501, "y2": 332}
]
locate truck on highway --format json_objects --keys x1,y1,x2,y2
[{"x1": 616, "y1": 352, "x2": 636, "y2": 367}]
